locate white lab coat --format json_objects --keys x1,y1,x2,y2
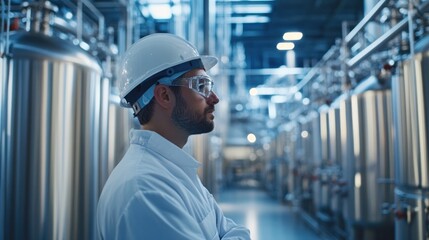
[{"x1": 97, "y1": 129, "x2": 250, "y2": 240}]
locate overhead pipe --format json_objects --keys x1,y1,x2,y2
[
  {"x1": 346, "y1": 0, "x2": 429, "y2": 68},
  {"x1": 294, "y1": 44, "x2": 341, "y2": 93},
  {"x1": 347, "y1": 18, "x2": 408, "y2": 68},
  {"x1": 81, "y1": 0, "x2": 105, "y2": 40},
  {"x1": 56, "y1": 0, "x2": 104, "y2": 41},
  {"x1": 344, "y1": 0, "x2": 389, "y2": 44},
  {"x1": 1, "y1": 0, "x2": 12, "y2": 56},
  {"x1": 72, "y1": 0, "x2": 106, "y2": 41}
]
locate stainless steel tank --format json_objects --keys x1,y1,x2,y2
[
  {"x1": 308, "y1": 111, "x2": 322, "y2": 216},
  {"x1": 0, "y1": 40, "x2": 8, "y2": 240},
  {"x1": 274, "y1": 125, "x2": 289, "y2": 202},
  {"x1": 392, "y1": 38, "x2": 429, "y2": 240},
  {"x1": 338, "y1": 92, "x2": 354, "y2": 236},
  {"x1": 107, "y1": 90, "x2": 133, "y2": 175},
  {"x1": 300, "y1": 111, "x2": 321, "y2": 215},
  {"x1": 349, "y1": 76, "x2": 395, "y2": 239},
  {"x1": 317, "y1": 105, "x2": 331, "y2": 217},
  {"x1": 284, "y1": 121, "x2": 301, "y2": 203},
  {"x1": 327, "y1": 100, "x2": 342, "y2": 221},
  {"x1": 3, "y1": 8, "x2": 105, "y2": 239}
]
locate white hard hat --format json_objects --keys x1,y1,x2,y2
[{"x1": 119, "y1": 33, "x2": 218, "y2": 113}]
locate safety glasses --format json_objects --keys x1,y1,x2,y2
[{"x1": 169, "y1": 75, "x2": 214, "y2": 98}]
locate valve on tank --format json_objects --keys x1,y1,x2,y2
[{"x1": 394, "y1": 203, "x2": 416, "y2": 224}]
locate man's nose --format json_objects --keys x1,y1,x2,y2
[{"x1": 207, "y1": 91, "x2": 219, "y2": 104}]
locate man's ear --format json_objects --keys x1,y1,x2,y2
[{"x1": 153, "y1": 84, "x2": 174, "y2": 109}]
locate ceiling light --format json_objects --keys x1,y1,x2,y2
[
  {"x1": 250, "y1": 87, "x2": 293, "y2": 96},
  {"x1": 232, "y1": 5, "x2": 272, "y2": 14},
  {"x1": 148, "y1": 4, "x2": 172, "y2": 19},
  {"x1": 220, "y1": 0, "x2": 274, "y2": 2},
  {"x1": 140, "y1": 6, "x2": 150, "y2": 17},
  {"x1": 228, "y1": 16, "x2": 270, "y2": 24},
  {"x1": 247, "y1": 133, "x2": 257, "y2": 143},
  {"x1": 146, "y1": 0, "x2": 169, "y2": 3},
  {"x1": 302, "y1": 97, "x2": 310, "y2": 105},
  {"x1": 249, "y1": 88, "x2": 258, "y2": 96},
  {"x1": 276, "y1": 42, "x2": 295, "y2": 50},
  {"x1": 283, "y1": 31, "x2": 303, "y2": 41},
  {"x1": 301, "y1": 131, "x2": 309, "y2": 138},
  {"x1": 271, "y1": 95, "x2": 289, "y2": 103}
]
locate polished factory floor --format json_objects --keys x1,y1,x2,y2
[{"x1": 218, "y1": 182, "x2": 327, "y2": 240}]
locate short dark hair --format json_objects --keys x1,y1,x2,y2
[{"x1": 136, "y1": 86, "x2": 181, "y2": 125}]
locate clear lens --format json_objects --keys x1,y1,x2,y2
[{"x1": 170, "y1": 75, "x2": 214, "y2": 98}]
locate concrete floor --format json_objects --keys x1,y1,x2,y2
[{"x1": 218, "y1": 184, "x2": 326, "y2": 240}]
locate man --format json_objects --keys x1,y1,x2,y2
[{"x1": 97, "y1": 33, "x2": 251, "y2": 240}]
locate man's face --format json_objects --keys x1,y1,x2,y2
[
  {"x1": 171, "y1": 92, "x2": 215, "y2": 134},
  {"x1": 170, "y1": 69, "x2": 219, "y2": 135}
]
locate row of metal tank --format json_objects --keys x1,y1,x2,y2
[
  {"x1": 269, "y1": 28, "x2": 429, "y2": 240},
  {"x1": 0, "y1": 2, "x2": 134, "y2": 239},
  {"x1": 0, "y1": 1, "x2": 224, "y2": 239}
]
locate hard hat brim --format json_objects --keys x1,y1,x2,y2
[{"x1": 201, "y1": 55, "x2": 218, "y2": 71}]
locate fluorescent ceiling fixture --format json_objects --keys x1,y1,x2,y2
[
  {"x1": 276, "y1": 42, "x2": 295, "y2": 50},
  {"x1": 146, "y1": 0, "x2": 169, "y2": 3},
  {"x1": 271, "y1": 95, "x2": 289, "y2": 103},
  {"x1": 222, "y1": 0, "x2": 274, "y2": 1},
  {"x1": 283, "y1": 32, "x2": 303, "y2": 41},
  {"x1": 228, "y1": 15, "x2": 269, "y2": 24},
  {"x1": 249, "y1": 88, "x2": 258, "y2": 96},
  {"x1": 250, "y1": 87, "x2": 294, "y2": 96},
  {"x1": 148, "y1": 4, "x2": 172, "y2": 19},
  {"x1": 233, "y1": 5, "x2": 272, "y2": 14},
  {"x1": 268, "y1": 102, "x2": 276, "y2": 119}
]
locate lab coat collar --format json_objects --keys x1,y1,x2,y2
[{"x1": 129, "y1": 129, "x2": 201, "y2": 170}]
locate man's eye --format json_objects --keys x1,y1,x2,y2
[{"x1": 197, "y1": 84, "x2": 206, "y2": 92}]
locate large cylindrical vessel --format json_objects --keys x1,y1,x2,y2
[
  {"x1": 3, "y1": 28, "x2": 104, "y2": 240},
  {"x1": 317, "y1": 105, "x2": 331, "y2": 216},
  {"x1": 349, "y1": 77, "x2": 394, "y2": 239},
  {"x1": 284, "y1": 121, "x2": 300, "y2": 202},
  {"x1": 392, "y1": 39, "x2": 429, "y2": 240},
  {"x1": 327, "y1": 101, "x2": 342, "y2": 221},
  {"x1": 107, "y1": 90, "x2": 133, "y2": 175},
  {"x1": 338, "y1": 92, "x2": 354, "y2": 236},
  {"x1": 0, "y1": 41, "x2": 7, "y2": 240},
  {"x1": 307, "y1": 111, "x2": 322, "y2": 216},
  {"x1": 274, "y1": 125, "x2": 290, "y2": 202},
  {"x1": 299, "y1": 111, "x2": 320, "y2": 215}
]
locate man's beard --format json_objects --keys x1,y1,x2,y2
[{"x1": 172, "y1": 94, "x2": 214, "y2": 135}]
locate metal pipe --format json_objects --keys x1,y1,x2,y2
[
  {"x1": 3, "y1": 0, "x2": 11, "y2": 56},
  {"x1": 77, "y1": 0, "x2": 82, "y2": 41},
  {"x1": 295, "y1": 45, "x2": 340, "y2": 93},
  {"x1": 0, "y1": 0, "x2": 5, "y2": 56},
  {"x1": 341, "y1": 21, "x2": 351, "y2": 89},
  {"x1": 54, "y1": 0, "x2": 105, "y2": 40},
  {"x1": 81, "y1": 0, "x2": 105, "y2": 40},
  {"x1": 346, "y1": 0, "x2": 429, "y2": 68},
  {"x1": 344, "y1": 0, "x2": 389, "y2": 44},
  {"x1": 126, "y1": 0, "x2": 133, "y2": 48},
  {"x1": 347, "y1": 18, "x2": 408, "y2": 68}
]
